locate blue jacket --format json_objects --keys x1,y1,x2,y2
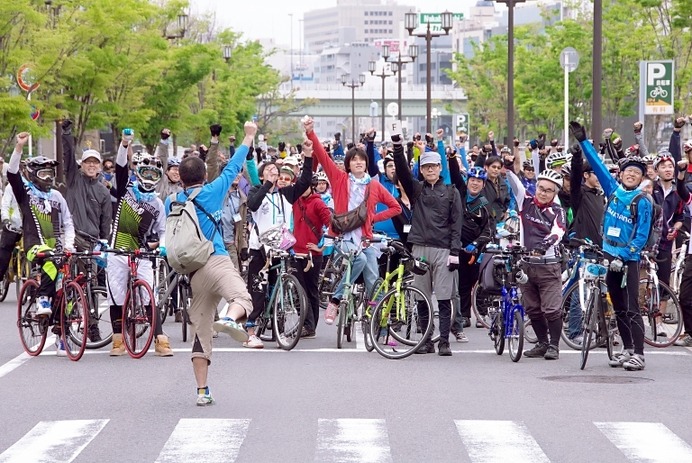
[{"x1": 579, "y1": 140, "x2": 652, "y2": 261}]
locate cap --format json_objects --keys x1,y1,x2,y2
[
  {"x1": 81, "y1": 149, "x2": 102, "y2": 163},
  {"x1": 279, "y1": 166, "x2": 296, "y2": 179},
  {"x1": 283, "y1": 156, "x2": 300, "y2": 167},
  {"x1": 419, "y1": 151, "x2": 441, "y2": 166}
]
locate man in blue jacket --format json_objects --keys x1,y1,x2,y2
[{"x1": 570, "y1": 121, "x2": 652, "y2": 371}]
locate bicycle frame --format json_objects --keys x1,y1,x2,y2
[
  {"x1": 262, "y1": 251, "x2": 291, "y2": 321},
  {"x1": 497, "y1": 255, "x2": 524, "y2": 341}
]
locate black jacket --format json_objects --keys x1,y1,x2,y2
[
  {"x1": 448, "y1": 157, "x2": 492, "y2": 249},
  {"x1": 569, "y1": 147, "x2": 604, "y2": 247}
]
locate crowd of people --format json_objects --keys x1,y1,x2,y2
[{"x1": 2, "y1": 113, "x2": 692, "y2": 405}]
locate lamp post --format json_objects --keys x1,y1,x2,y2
[
  {"x1": 386, "y1": 44, "x2": 418, "y2": 123},
  {"x1": 405, "y1": 10, "x2": 452, "y2": 134},
  {"x1": 369, "y1": 48, "x2": 395, "y2": 141},
  {"x1": 592, "y1": 0, "x2": 602, "y2": 140},
  {"x1": 223, "y1": 45, "x2": 232, "y2": 64},
  {"x1": 164, "y1": 12, "x2": 188, "y2": 41},
  {"x1": 495, "y1": 0, "x2": 525, "y2": 145},
  {"x1": 342, "y1": 73, "x2": 366, "y2": 143}
]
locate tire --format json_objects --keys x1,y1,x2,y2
[
  {"x1": 388, "y1": 282, "x2": 435, "y2": 346},
  {"x1": 0, "y1": 271, "x2": 11, "y2": 302},
  {"x1": 273, "y1": 274, "x2": 307, "y2": 351},
  {"x1": 600, "y1": 300, "x2": 615, "y2": 361},
  {"x1": 122, "y1": 280, "x2": 156, "y2": 359},
  {"x1": 256, "y1": 316, "x2": 272, "y2": 342},
  {"x1": 318, "y1": 256, "x2": 342, "y2": 310},
  {"x1": 524, "y1": 318, "x2": 537, "y2": 344},
  {"x1": 508, "y1": 308, "x2": 525, "y2": 362},
  {"x1": 16, "y1": 279, "x2": 47, "y2": 356},
  {"x1": 336, "y1": 299, "x2": 347, "y2": 349},
  {"x1": 492, "y1": 311, "x2": 505, "y2": 355},
  {"x1": 640, "y1": 278, "x2": 682, "y2": 348},
  {"x1": 472, "y1": 283, "x2": 500, "y2": 329},
  {"x1": 61, "y1": 281, "x2": 88, "y2": 361},
  {"x1": 84, "y1": 286, "x2": 112, "y2": 350},
  {"x1": 369, "y1": 285, "x2": 433, "y2": 360},
  {"x1": 580, "y1": 292, "x2": 597, "y2": 370},
  {"x1": 179, "y1": 283, "x2": 191, "y2": 342},
  {"x1": 561, "y1": 283, "x2": 599, "y2": 351},
  {"x1": 155, "y1": 260, "x2": 170, "y2": 324}
]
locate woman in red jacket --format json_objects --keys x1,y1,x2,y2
[
  {"x1": 292, "y1": 174, "x2": 332, "y2": 337},
  {"x1": 303, "y1": 116, "x2": 401, "y2": 325}
]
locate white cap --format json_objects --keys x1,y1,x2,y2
[
  {"x1": 81, "y1": 149, "x2": 102, "y2": 163},
  {"x1": 283, "y1": 156, "x2": 300, "y2": 167}
]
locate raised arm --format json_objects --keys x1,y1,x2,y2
[
  {"x1": 569, "y1": 144, "x2": 584, "y2": 212},
  {"x1": 633, "y1": 122, "x2": 648, "y2": 157},
  {"x1": 60, "y1": 120, "x2": 77, "y2": 186},
  {"x1": 7, "y1": 132, "x2": 28, "y2": 205},
  {"x1": 280, "y1": 154, "x2": 313, "y2": 204},
  {"x1": 447, "y1": 152, "x2": 467, "y2": 198},
  {"x1": 393, "y1": 139, "x2": 420, "y2": 203},
  {"x1": 154, "y1": 128, "x2": 171, "y2": 169},
  {"x1": 570, "y1": 121, "x2": 617, "y2": 197},
  {"x1": 436, "y1": 130, "x2": 450, "y2": 185},
  {"x1": 206, "y1": 124, "x2": 223, "y2": 182},
  {"x1": 365, "y1": 131, "x2": 379, "y2": 178},
  {"x1": 505, "y1": 169, "x2": 526, "y2": 211},
  {"x1": 304, "y1": 117, "x2": 345, "y2": 184}
]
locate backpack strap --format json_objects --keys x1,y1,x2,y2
[
  {"x1": 298, "y1": 199, "x2": 323, "y2": 242},
  {"x1": 184, "y1": 187, "x2": 223, "y2": 236}
]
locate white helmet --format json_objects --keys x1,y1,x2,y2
[
  {"x1": 315, "y1": 171, "x2": 329, "y2": 184},
  {"x1": 132, "y1": 152, "x2": 163, "y2": 192},
  {"x1": 537, "y1": 169, "x2": 563, "y2": 189},
  {"x1": 545, "y1": 151, "x2": 569, "y2": 169}
]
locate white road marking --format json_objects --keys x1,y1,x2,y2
[
  {"x1": 0, "y1": 335, "x2": 56, "y2": 379},
  {"x1": 155, "y1": 418, "x2": 250, "y2": 463},
  {"x1": 595, "y1": 421, "x2": 692, "y2": 462},
  {"x1": 455, "y1": 420, "x2": 550, "y2": 463},
  {"x1": 316, "y1": 418, "x2": 393, "y2": 463},
  {"x1": 0, "y1": 419, "x2": 109, "y2": 463}
]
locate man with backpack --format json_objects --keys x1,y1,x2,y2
[
  {"x1": 571, "y1": 121, "x2": 653, "y2": 371},
  {"x1": 166, "y1": 122, "x2": 255, "y2": 406}
]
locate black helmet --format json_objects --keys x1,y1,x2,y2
[
  {"x1": 618, "y1": 155, "x2": 647, "y2": 175},
  {"x1": 26, "y1": 156, "x2": 59, "y2": 191}
]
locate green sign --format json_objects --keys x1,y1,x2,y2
[
  {"x1": 419, "y1": 13, "x2": 464, "y2": 24},
  {"x1": 643, "y1": 60, "x2": 674, "y2": 115}
]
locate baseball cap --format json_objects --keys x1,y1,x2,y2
[
  {"x1": 420, "y1": 151, "x2": 441, "y2": 166},
  {"x1": 81, "y1": 149, "x2": 102, "y2": 163}
]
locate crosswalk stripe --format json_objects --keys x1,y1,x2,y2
[
  {"x1": 0, "y1": 419, "x2": 108, "y2": 463},
  {"x1": 455, "y1": 420, "x2": 550, "y2": 463},
  {"x1": 155, "y1": 418, "x2": 250, "y2": 463},
  {"x1": 595, "y1": 421, "x2": 692, "y2": 462},
  {"x1": 316, "y1": 418, "x2": 393, "y2": 463}
]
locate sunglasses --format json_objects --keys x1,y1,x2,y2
[{"x1": 278, "y1": 176, "x2": 293, "y2": 182}]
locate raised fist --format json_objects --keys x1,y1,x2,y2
[
  {"x1": 244, "y1": 121, "x2": 258, "y2": 137},
  {"x1": 61, "y1": 119, "x2": 73, "y2": 135},
  {"x1": 209, "y1": 124, "x2": 222, "y2": 137},
  {"x1": 161, "y1": 128, "x2": 172, "y2": 140},
  {"x1": 633, "y1": 121, "x2": 643, "y2": 133}
]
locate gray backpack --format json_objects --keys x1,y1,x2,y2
[{"x1": 166, "y1": 188, "x2": 220, "y2": 274}]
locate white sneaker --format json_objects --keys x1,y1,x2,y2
[
  {"x1": 242, "y1": 335, "x2": 264, "y2": 349},
  {"x1": 55, "y1": 338, "x2": 67, "y2": 357},
  {"x1": 213, "y1": 317, "x2": 249, "y2": 344},
  {"x1": 36, "y1": 296, "x2": 52, "y2": 316},
  {"x1": 623, "y1": 353, "x2": 645, "y2": 371}
]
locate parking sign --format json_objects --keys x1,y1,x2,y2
[{"x1": 641, "y1": 60, "x2": 674, "y2": 115}]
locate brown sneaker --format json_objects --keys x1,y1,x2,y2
[
  {"x1": 174, "y1": 311, "x2": 183, "y2": 323},
  {"x1": 109, "y1": 333, "x2": 126, "y2": 356},
  {"x1": 155, "y1": 335, "x2": 174, "y2": 357}
]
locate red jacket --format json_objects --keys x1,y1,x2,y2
[
  {"x1": 307, "y1": 130, "x2": 401, "y2": 239},
  {"x1": 293, "y1": 193, "x2": 331, "y2": 254}
]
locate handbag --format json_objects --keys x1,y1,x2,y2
[{"x1": 331, "y1": 184, "x2": 370, "y2": 234}]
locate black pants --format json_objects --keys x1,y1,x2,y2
[
  {"x1": 678, "y1": 254, "x2": 692, "y2": 336},
  {"x1": 419, "y1": 299, "x2": 452, "y2": 345},
  {"x1": 0, "y1": 228, "x2": 21, "y2": 280},
  {"x1": 457, "y1": 258, "x2": 480, "y2": 319},
  {"x1": 605, "y1": 255, "x2": 645, "y2": 355},
  {"x1": 292, "y1": 254, "x2": 323, "y2": 333},
  {"x1": 246, "y1": 249, "x2": 277, "y2": 326},
  {"x1": 656, "y1": 248, "x2": 672, "y2": 287}
]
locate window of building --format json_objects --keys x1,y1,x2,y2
[
  {"x1": 388, "y1": 11, "x2": 392, "y2": 16},
  {"x1": 365, "y1": 11, "x2": 369, "y2": 16}
]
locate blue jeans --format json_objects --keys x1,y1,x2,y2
[{"x1": 333, "y1": 240, "x2": 379, "y2": 300}]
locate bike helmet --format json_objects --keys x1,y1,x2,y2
[
  {"x1": 467, "y1": 166, "x2": 488, "y2": 181},
  {"x1": 642, "y1": 154, "x2": 657, "y2": 165},
  {"x1": 522, "y1": 160, "x2": 535, "y2": 170},
  {"x1": 537, "y1": 169, "x2": 563, "y2": 189},
  {"x1": 624, "y1": 144, "x2": 640, "y2": 157},
  {"x1": 167, "y1": 157, "x2": 181, "y2": 169},
  {"x1": 618, "y1": 155, "x2": 647, "y2": 175},
  {"x1": 500, "y1": 146, "x2": 512, "y2": 154},
  {"x1": 132, "y1": 152, "x2": 163, "y2": 191},
  {"x1": 315, "y1": 171, "x2": 329, "y2": 184},
  {"x1": 545, "y1": 151, "x2": 569, "y2": 169},
  {"x1": 560, "y1": 164, "x2": 572, "y2": 178},
  {"x1": 26, "y1": 156, "x2": 59, "y2": 191},
  {"x1": 653, "y1": 153, "x2": 675, "y2": 170}
]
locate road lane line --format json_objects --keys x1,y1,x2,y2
[
  {"x1": 155, "y1": 418, "x2": 250, "y2": 463},
  {"x1": 0, "y1": 335, "x2": 56, "y2": 380},
  {"x1": 455, "y1": 420, "x2": 550, "y2": 463},
  {"x1": 0, "y1": 419, "x2": 109, "y2": 463},
  {"x1": 595, "y1": 422, "x2": 692, "y2": 462},
  {"x1": 316, "y1": 418, "x2": 393, "y2": 463}
]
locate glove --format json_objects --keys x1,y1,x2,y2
[
  {"x1": 529, "y1": 139, "x2": 538, "y2": 150},
  {"x1": 210, "y1": 124, "x2": 222, "y2": 137},
  {"x1": 278, "y1": 141, "x2": 286, "y2": 152},
  {"x1": 569, "y1": 121, "x2": 587, "y2": 142},
  {"x1": 158, "y1": 246, "x2": 167, "y2": 257},
  {"x1": 464, "y1": 243, "x2": 477, "y2": 255},
  {"x1": 296, "y1": 143, "x2": 302, "y2": 154},
  {"x1": 447, "y1": 254, "x2": 460, "y2": 272},
  {"x1": 609, "y1": 258, "x2": 624, "y2": 272},
  {"x1": 255, "y1": 146, "x2": 263, "y2": 157},
  {"x1": 160, "y1": 128, "x2": 171, "y2": 140},
  {"x1": 503, "y1": 157, "x2": 514, "y2": 168},
  {"x1": 391, "y1": 134, "x2": 402, "y2": 144},
  {"x1": 246, "y1": 149, "x2": 254, "y2": 161},
  {"x1": 239, "y1": 248, "x2": 249, "y2": 262},
  {"x1": 61, "y1": 119, "x2": 73, "y2": 135},
  {"x1": 674, "y1": 117, "x2": 686, "y2": 130},
  {"x1": 633, "y1": 121, "x2": 643, "y2": 134},
  {"x1": 334, "y1": 132, "x2": 341, "y2": 141},
  {"x1": 533, "y1": 241, "x2": 551, "y2": 256},
  {"x1": 513, "y1": 138, "x2": 520, "y2": 147},
  {"x1": 569, "y1": 143, "x2": 582, "y2": 156}
]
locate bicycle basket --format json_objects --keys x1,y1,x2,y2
[
  {"x1": 404, "y1": 258, "x2": 429, "y2": 276},
  {"x1": 584, "y1": 263, "x2": 607, "y2": 280},
  {"x1": 258, "y1": 223, "x2": 296, "y2": 251}
]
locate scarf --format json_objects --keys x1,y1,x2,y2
[
  {"x1": 348, "y1": 172, "x2": 371, "y2": 185},
  {"x1": 27, "y1": 182, "x2": 53, "y2": 214},
  {"x1": 131, "y1": 181, "x2": 157, "y2": 203}
]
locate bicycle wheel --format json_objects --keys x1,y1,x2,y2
[
  {"x1": 179, "y1": 283, "x2": 191, "y2": 342},
  {"x1": 318, "y1": 256, "x2": 342, "y2": 310},
  {"x1": 599, "y1": 303, "x2": 615, "y2": 361},
  {"x1": 561, "y1": 283, "x2": 598, "y2": 351},
  {"x1": 84, "y1": 286, "x2": 112, "y2": 349},
  {"x1": 472, "y1": 283, "x2": 500, "y2": 329},
  {"x1": 491, "y1": 311, "x2": 505, "y2": 355},
  {"x1": 16, "y1": 279, "x2": 47, "y2": 356},
  {"x1": 256, "y1": 315, "x2": 272, "y2": 342},
  {"x1": 640, "y1": 278, "x2": 682, "y2": 348},
  {"x1": 508, "y1": 308, "x2": 525, "y2": 362},
  {"x1": 369, "y1": 285, "x2": 433, "y2": 360},
  {"x1": 273, "y1": 274, "x2": 306, "y2": 350},
  {"x1": 580, "y1": 292, "x2": 597, "y2": 370},
  {"x1": 122, "y1": 280, "x2": 156, "y2": 358},
  {"x1": 61, "y1": 281, "x2": 89, "y2": 361},
  {"x1": 336, "y1": 298, "x2": 347, "y2": 349},
  {"x1": 155, "y1": 259, "x2": 170, "y2": 324},
  {"x1": 387, "y1": 282, "x2": 433, "y2": 346},
  {"x1": 524, "y1": 318, "x2": 537, "y2": 344}
]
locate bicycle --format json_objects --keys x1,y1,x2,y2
[
  {"x1": 670, "y1": 231, "x2": 690, "y2": 294},
  {"x1": 367, "y1": 239, "x2": 434, "y2": 360},
  {"x1": 252, "y1": 246, "x2": 307, "y2": 350},
  {"x1": 103, "y1": 248, "x2": 158, "y2": 358},
  {"x1": 639, "y1": 252, "x2": 682, "y2": 347},
  {"x1": 155, "y1": 267, "x2": 192, "y2": 342},
  {"x1": 318, "y1": 244, "x2": 343, "y2": 310},
  {"x1": 483, "y1": 243, "x2": 531, "y2": 362},
  {"x1": 17, "y1": 250, "x2": 92, "y2": 361},
  {"x1": 0, "y1": 238, "x2": 32, "y2": 303}
]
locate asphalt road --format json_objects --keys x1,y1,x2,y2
[{"x1": 0, "y1": 290, "x2": 691, "y2": 463}]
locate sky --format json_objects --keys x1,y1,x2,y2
[{"x1": 189, "y1": 0, "x2": 482, "y2": 48}]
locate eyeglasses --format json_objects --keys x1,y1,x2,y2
[
  {"x1": 420, "y1": 164, "x2": 439, "y2": 170},
  {"x1": 278, "y1": 176, "x2": 293, "y2": 182},
  {"x1": 537, "y1": 186, "x2": 556, "y2": 194}
]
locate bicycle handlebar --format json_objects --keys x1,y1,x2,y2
[
  {"x1": 36, "y1": 250, "x2": 102, "y2": 259},
  {"x1": 101, "y1": 248, "x2": 160, "y2": 258},
  {"x1": 483, "y1": 245, "x2": 529, "y2": 256}
]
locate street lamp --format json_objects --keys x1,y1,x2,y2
[
  {"x1": 342, "y1": 73, "x2": 366, "y2": 143},
  {"x1": 223, "y1": 45, "x2": 232, "y2": 64},
  {"x1": 495, "y1": 0, "x2": 525, "y2": 145},
  {"x1": 44, "y1": 0, "x2": 60, "y2": 28},
  {"x1": 369, "y1": 45, "x2": 395, "y2": 141},
  {"x1": 405, "y1": 10, "x2": 452, "y2": 134},
  {"x1": 164, "y1": 12, "x2": 188, "y2": 41},
  {"x1": 386, "y1": 44, "x2": 418, "y2": 123}
]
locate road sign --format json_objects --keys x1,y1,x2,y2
[
  {"x1": 417, "y1": 13, "x2": 463, "y2": 33},
  {"x1": 559, "y1": 47, "x2": 579, "y2": 73},
  {"x1": 455, "y1": 113, "x2": 469, "y2": 134},
  {"x1": 641, "y1": 60, "x2": 674, "y2": 115},
  {"x1": 16, "y1": 64, "x2": 39, "y2": 92}
]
